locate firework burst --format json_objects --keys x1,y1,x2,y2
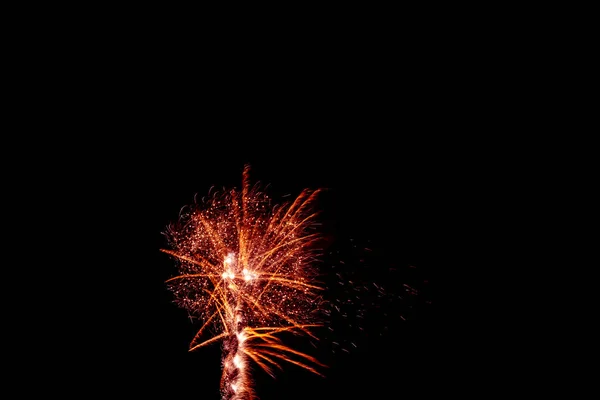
[{"x1": 162, "y1": 164, "x2": 327, "y2": 400}]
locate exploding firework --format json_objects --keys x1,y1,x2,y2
[{"x1": 162, "y1": 164, "x2": 327, "y2": 400}]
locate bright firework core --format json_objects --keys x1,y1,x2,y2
[
  {"x1": 162, "y1": 165, "x2": 327, "y2": 400},
  {"x1": 222, "y1": 253, "x2": 258, "y2": 283}
]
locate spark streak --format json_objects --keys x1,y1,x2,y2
[{"x1": 162, "y1": 165, "x2": 327, "y2": 400}]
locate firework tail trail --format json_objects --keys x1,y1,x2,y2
[{"x1": 162, "y1": 165, "x2": 327, "y2": 400}]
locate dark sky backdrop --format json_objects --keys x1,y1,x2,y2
[
  {"x1": 43, "y1": 26, "x2": 479, "y2": 397},
  {"x1": 10, "y1": 6, "x2": 521, "y2": 397}
]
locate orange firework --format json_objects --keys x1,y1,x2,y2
[{"x1": 161, "y1": 164, "x2": 327, "y2": 400}]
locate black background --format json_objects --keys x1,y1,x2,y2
[{"x1": 20, "y1": 14, "x2": 495, "y2": 398}]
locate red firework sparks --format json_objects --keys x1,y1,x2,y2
[{"x1": 161, "y1": 164, "x2": 327, "y2": 400}]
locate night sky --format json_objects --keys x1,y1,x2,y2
[
  {"x1": 12, "y1": 7, "x2": 513, "y2": 397},
  {"x1": 40, "y1": 34, "x2": 475, "y2": 396}
]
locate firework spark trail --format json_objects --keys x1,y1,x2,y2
[{"x1": 162, "y1": 165, "x2": 327, "y2": 400}]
